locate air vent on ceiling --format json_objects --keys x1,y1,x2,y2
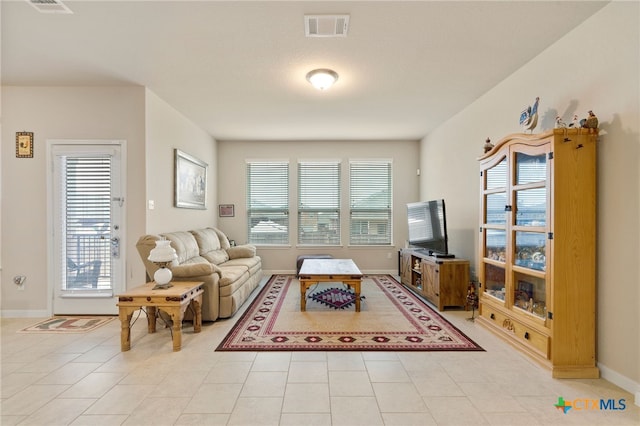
[
  {"x1": 305, "y1": 15, "x2": 350, "y2": 38},
  {"x1": 27, "y1": 0, "x2": 73, "y2": 14}
]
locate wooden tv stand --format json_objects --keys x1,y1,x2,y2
[{"x1": 399, "y1": 249, "x2": 469, "y2": 311}]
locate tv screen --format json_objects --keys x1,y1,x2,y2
[{"x1": 407, "y1": 199, "x2": 450, "y2": 257}]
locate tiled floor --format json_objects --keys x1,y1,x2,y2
[{"x1": 2, "y1": 277, "x2": 639, "y2": 425}]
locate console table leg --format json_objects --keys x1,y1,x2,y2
[{"x1": 118, "y1": 307, "x2": 136, "y2": 351}]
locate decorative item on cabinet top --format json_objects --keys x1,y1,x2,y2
[{"x1": 519, "y1": 96, "x2": 539, "y2": 133}]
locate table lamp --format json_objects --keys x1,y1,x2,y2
[{"x1": 148, "y1": 238, "x2": 178, "y2": 289}]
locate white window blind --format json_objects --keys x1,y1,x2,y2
[
  {"x1": 298, "y1": 161, "x2": 341, "y2": 245},
  {"x1": 246, "y1": 161, "x2": 289, "y2": 245},
  {"x1": 349, "y1": 160, "x2": 392, "y2": 245},
  {"x1": 62, "y1": 155, "x2": 111, "y2": 289}
]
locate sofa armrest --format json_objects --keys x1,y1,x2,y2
[
  {"x1": 172, "y1": 262, "x2": 220, "y2": 278},
  {"x1": 226, "y1": 244, "x2": 257, "y2": 259}
]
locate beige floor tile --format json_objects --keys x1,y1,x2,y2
[
  {"x1": 1, "y1": 372, "x2": 48, "y2": 398},
  {"x1": 17, "y1": 398, "x2": 95, "y2": 426},
  {"x1": 381, "y1": 412, "x2": 438, "y2": 425},
  {"x1": 288, "y1": 361, "x2": 328, "y2": 383},
  {"x1": 69, "y1": 414, "x2": 128, "y2": 425},
  {"x1": 365, "y1": 359, "x2": 411, "y2": 382},
  {"x1": 292, "y1": 351, "x2": 328, "y2": 362},
  {"x1": 0, "y1": 384, "x2": 68, "y2": 416},
  {"x1": 84, "y1": 384, "x2": 155, "y2": 415},
  {"x1": 241, "y1": 371, "x2": 288, "y2": 397},
  {"x1": 282, "y1": 383, "x2": 330, "y2": 413},
  {"x1": 252, "y1": 352, "x2": 292, "y2": 371},
  {"x1": 121, "y1": 396, "x2": 190, "y2": 425},
  {"x1": 174, "y1": 413, "x2": 230, "y2": 425},
  {"x1": 204, "y1": 361, "x2": 252, "y2": 383},
  {"x1": 149, "y1": 370, "x2": 207, "y2": 398},
  {"x1": 329, "y1": 370, "x2": 374, "y2": 396},
  {"x1": 183, "y1": 383, "x2": 243, "y2": 414},
  {"x1": 279, "y1": 413, "x2": 332, "y2": 425},
  {"x1": 423, "y1": 396, "x2": 489, "y2": 425},
  {"x1": 327, "y1": 351, "x2": 366, "y2": 371},
  {"x1": 228, "y1": 397, "x2": 283, "y2": 425},
  {"x1": 59, "y1": 372, "x2": 127, "y2": 399},
  {"x1": 373, "y1": 382, "x2": 428, "y2": 413},
  {"x1": 36, "y1": 362, "x2": 101, "y2": 385},
  {"x1": 330, "y1": 396, "x2": 384, "y2": 425}
]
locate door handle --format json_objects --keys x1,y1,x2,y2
[{"x1": 111, "y1": 237, "x2": 120, "y2": 258}]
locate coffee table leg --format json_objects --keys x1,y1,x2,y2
[{"x1": 300, "y1": 280, "x2": 307, "y2": 311}]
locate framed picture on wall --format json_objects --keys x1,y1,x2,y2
[
  {"x1": 174, "y1": 149, "x2": 208, "y2": 209},
  {"x1": 219, "y1": 204, "x2": 235, "y2": 217},
  {"x1": 16, "y1": 132, "x2": 34, "y2": 158}
]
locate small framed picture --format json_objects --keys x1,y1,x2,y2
[
  {"x1": 219, "y1": 204, "x2": 235, "y2": 217},
  {"x1": 16, "y1": 132, "x2": 34, "y2": 158}
]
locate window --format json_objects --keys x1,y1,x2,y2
[
  {"x1": 62, "y1": 155, "x2": 112, "y2": 290},
  {"x1": 349, "y1": 160, "x2": 392, "y2": 245},
  {"x1": 246, "y1": 161, "x2": 289, "y2": 245},
  {"x1": 298, "y1": 161, "x2": 341, "y2": 245}
]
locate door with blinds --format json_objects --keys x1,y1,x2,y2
[{"x1": 50, "y1": 141, "x2": 125, "y2": 315}]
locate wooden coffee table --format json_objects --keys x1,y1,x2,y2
[
  {"x1": 117, "y1": 281, "x2": 204, "y2": 352},
  {"x1": 298, "y1": 259, "x2": 363, "y2": 311}
]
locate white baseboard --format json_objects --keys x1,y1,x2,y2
[
  {"x1": 1, "y1": 309, "x2": 49, "y2": 318},
  {"x1": 598, "y1": 362, "x2": 640, "y2": 407}
]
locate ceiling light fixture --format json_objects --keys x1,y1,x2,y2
[{"x1": 306, "y1": 69, "x2": 339, "y2": 91}]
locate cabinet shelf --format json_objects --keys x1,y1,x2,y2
[{"x1": 477, "y1": 129, "x2": 598, "y2": 379}]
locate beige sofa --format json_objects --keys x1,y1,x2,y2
[{"x1": 136, "y1": 227, "x2": 262, "y2": 322}]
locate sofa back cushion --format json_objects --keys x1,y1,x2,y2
[
  {"x1": 160, "y1": 231, "x2": 201, "y2": 265},
  {"x1": 191, "y1": 228, "x2": 229, "y2": 265}
]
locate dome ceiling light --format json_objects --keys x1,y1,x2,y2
[{"x1": 306, "y1": 69, "x2": 339, "y2": 91}]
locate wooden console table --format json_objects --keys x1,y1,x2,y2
[{"x1": 116, "y1": 281, "x2": 204, "y2": 352}]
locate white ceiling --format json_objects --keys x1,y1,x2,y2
[{"x1": 2, "y1": 1, "x2": 608, "y2": 141}]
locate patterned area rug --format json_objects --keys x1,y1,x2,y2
[
  {"x1": 309, "y1": 287, "x2": 357, "y2": 309},
  {"x1": 18, "y1": 316, "x2": 116, "y2": 333},
  {"x1": 217, "y1": 275, "x2": 483, "y2": 351}
]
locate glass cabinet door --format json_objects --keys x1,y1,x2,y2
[
  {"x1": 515, "y1": 152, "x2": 546, "y2": 184},
  {"x1": 513, "y1": 271, "x2": 546, "y2": 319}
]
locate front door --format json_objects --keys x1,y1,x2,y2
[{"x1": 49, "y1": 141, "x2": 126, "y2": 315}]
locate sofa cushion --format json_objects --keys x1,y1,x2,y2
[
  {"x1": 217, "y1": 265, "x2": 249, "y2": 288},
  {"x1": 172, "y1": 262, "x2": 219, "y2": 278},
  {"x1": 191, "y1": 228, "x2": 229, "y2": 265},
  {"x1": 160, "y1": 231, "x2": 200, "y2": 265},
  {"x1": 227, "y1": 244, "x2": 256, "y2": 259},
  {"x1": 211, "y1": 227, "x2": 232, "y2": 250}
]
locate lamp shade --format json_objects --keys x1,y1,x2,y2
[
  {"x1": 148, "y1": 239, "x2": 177, "y2": 263},
  {"x1": 306, "y1": 68, "x2": 339, "y2": 90},
  {"x1": 148, "y1": 239, "x2": 177, "y2": 289}
]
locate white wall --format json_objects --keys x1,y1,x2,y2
[
  {"x1": 0, "y1": 87, "x2": 217, "y2": 315},
  {"x1": 421, "y1": 2, "x2": 639, "y2": 397},
  {"x1": 144, "y1": 90, "x2": 217, "y2": 234},
  {"x1": 217, "y1": 140, "x2": 420, "y2": 273},
  {"x1": 1, "y1": 86, "x2": 147, "y2": 314}
]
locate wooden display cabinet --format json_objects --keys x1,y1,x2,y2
[
  {"x1": 477, "y1": 128, "x2": 599, "y2": 378},
  {"x1": 400, "y1": 249, "x2": 469, "y2": 311}
]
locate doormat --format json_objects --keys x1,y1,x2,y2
[
  {"x1": 309, "y1": 287, "x2": 356, "y2": 310},
  {"x1": 18, "y1": 316, "x2": 116, "y2": 333},
  {"x1": 217, "y1": 275, "x2": 483, "y2": 352}
]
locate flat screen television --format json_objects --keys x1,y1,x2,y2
[{"x1": 406, "y1": 199, "x2": 453, "y2": 258}]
